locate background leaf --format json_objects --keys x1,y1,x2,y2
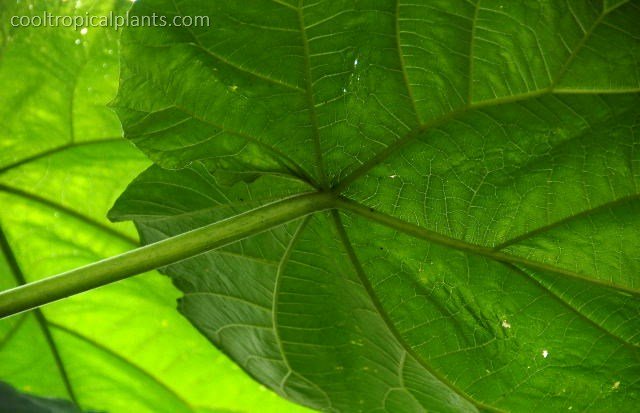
[
  {"x1": 0, "y1": 1, "x2": 310, "y2": 412},
  {"x1": 0, "y1": 381, "x2": 82, "y2": 413},
  {"x1": 113, "y1": 0, "x2": 640, "y2": 412}
]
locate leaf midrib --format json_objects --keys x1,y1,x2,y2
[{"x1": 337, "y1": 197, "x2": 640, "y2": 297}]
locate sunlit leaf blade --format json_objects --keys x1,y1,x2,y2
[
  {"x1": 0, "y1": 1, "x2": 122, "y2": 169},
  {"x1": 113, "y1": 0, "x2": 640, "y2": 411},
  {"x1": 0, "y1": 1, "x2": 311, "y2": 412}
]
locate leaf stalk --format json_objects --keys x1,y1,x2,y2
[{"x1": 0, "y1": 192, "x2": 336, "y2": 319}]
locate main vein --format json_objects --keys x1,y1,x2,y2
[{"x1": 338, "y1": 197, "x2": 640, "y2": 297}]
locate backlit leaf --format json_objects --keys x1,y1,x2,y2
[{"x1": 0, "y1": 1, "x2": 311, "y2": 412}]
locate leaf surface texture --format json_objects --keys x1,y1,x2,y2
[{"x1": 111, "y1": 0, "x2": 640, "y2": 411}]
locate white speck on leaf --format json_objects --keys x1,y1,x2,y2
[
  {"x1": 542, "y1": 349, "x2": 549, "y2": 358},
  {"x1": 501, "y1": 319, "x2": 511, "y2": 329}
]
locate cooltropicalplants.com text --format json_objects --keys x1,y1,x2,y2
[{"x1": 10, "y1": 11, "x2": 210, "y2": 30}]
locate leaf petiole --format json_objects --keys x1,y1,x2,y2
[{"x1": 0, "y1": 192, "x2": 336, "y2": 319}]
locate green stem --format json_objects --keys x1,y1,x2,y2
[{"x1": 0, "y1": 192, "x2": 336, "y2": 319}]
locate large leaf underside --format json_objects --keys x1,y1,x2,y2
[{"x1": 112, "y1": 0, "x2": 640, "y2": 412}]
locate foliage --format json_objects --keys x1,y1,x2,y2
[
  {"x1": 2, "y1": 0, "x2": 640, "y2": 412},
  {"x1": 0, "y1": 381, "x2": 82, "y2": 413},
  {"x1": 0, "y1": 1, "x2": 308, "y2": 412}
]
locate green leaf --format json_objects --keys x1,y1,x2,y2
[
  {"x1": 112, "y1": 0, "x2": 640, "y2": 411},
  {"x1": 0, "y1": 381, "x2": 83, "y2": 413},
  {"x1": 0, "y1": 1, "x2": 311, "y2": 412}
]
